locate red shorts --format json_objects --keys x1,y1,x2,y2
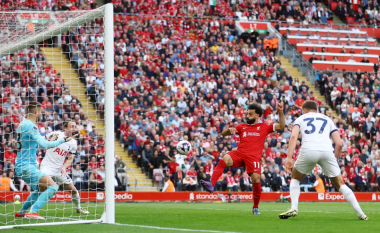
[{"x1": 228, "y1": 150, "x2": 261, "y2": 174}]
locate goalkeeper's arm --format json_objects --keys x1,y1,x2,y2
[
  {"x1": 31, "y1": 132, "x2": 65, "y2": 149},
  {"x1": 31, "y1": 132, "x2": 76, "y2": 149}
]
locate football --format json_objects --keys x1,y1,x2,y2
[
  {"x1": 14, "y1": 195, "x2": 20, "y2": 201},
  {"x1": 176, "y1": 140, "x2": 192, "y2": 155}
]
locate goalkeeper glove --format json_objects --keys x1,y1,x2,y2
[
  {"x1": 64, "y1": 134, "x2": 78, "y2": 142},
  {"x1": 48, "y1": 133, "x2": 59, "y2": 141}
]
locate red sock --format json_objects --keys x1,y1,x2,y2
[
  {"x1": 210, "y1": 160, "x2": 226, "y2": 187},
  {"x1": 253, "y1": 183, "x2": 262, "y2": 208}
]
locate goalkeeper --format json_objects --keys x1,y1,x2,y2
[{"x1": 15, "y1": 102, "x2": 75, "y2": 220}]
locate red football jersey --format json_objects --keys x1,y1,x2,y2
[
  {"x1": 186, "y1": 170, "x2": 197, "y2": 180},
  {"x1": 235, "y1": 123, "x2": 275, "y2": 157}
]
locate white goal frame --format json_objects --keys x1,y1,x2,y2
[{"x1": 0, "y1": 4, "x2": 115, "y2": 229}]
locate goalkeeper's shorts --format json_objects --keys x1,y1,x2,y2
[{"x1": 16, "y1": 164, "x2": 46, "y2": 191}]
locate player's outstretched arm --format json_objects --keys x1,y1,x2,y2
[
  {"x1": 285, "y1": 125, "x2": 300, "y2": 173},
  {"x1": 222, "y1": 128, "x2": 237, "y2": 136},
  {"x1": 31, "y1": 132, "x2": 65, "y2": 149},
  {"x1": 331, "y1": 131, "x2": 343, "y2": 160},
  {"x1": 274, "y1": 102, "x2": 285, "y2": 131}
]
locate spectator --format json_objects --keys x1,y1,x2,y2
[
  {"x1": 142, "y1": 144, "x2": 154, "y2": 173},
  {"x1": 204, "y1": 159, "x2": 215, "y2": 176},
  {"x1": 89, "y1": 169, "x2": 104, "y2": 191},
  {"x1": 351, "y1": 108, "x2": 361, "y2": 126},
  {"x1": 173, "y1": 166, "x2": 185, "y2": 191},
  {"x1": 200, "y1": 152, "x2": 215, "y2": 166},
  {"x1": 313, "y1": 173, "x2": 325, "y2": 193},
  {"x1": 323, "y1": 175, "x2": 334, "y2": 192},
  {"x1": 367, "y1": 167, "x2": 378, "y2": 191},
  {"x1": 215, "y1": 174, "x2": 225, "y2": 191},
  {"x1": 300, "y1": 174, "x2": 314, "y2": 192},
  {"x1": 98, "y1": 166, "x2": 106, "y2": 180},
  {"x1": 309, "y1": 54, "x2": 318, "y2": 63},
  {"x1": 115, "y1": 155, "x2": 129, "y2": 187},
  {"x1": 8, "y1": 168, "x2": 29, "y2": 191},
  {"x1": 279, "y1": 171, "x2": 290, "y2": 191},
  {"x1": 162, "y1": 176, "x2": 175, "y2": 192},
  {"x1": 3, "y1": 146, "x2": 16, "y2": 170},
  {"x1": 0, "y1": 172, "x2": 18, "y2": 191},
  {"x1": 268, "y1": 159, "x2": 279, "y2": 174},
  {"x1": 114, "y1": 172, "x2": 124, "y2": 191},
  {"x1": 274, "y1": 152, "x2": 282, "y2": 167},
  {"x1": 354, "y1": 169, "x2": 368, "y2": 191},
  {"x1": 72, "y1": 164, "x2": 84, "y2": 191},
  {"x1": 225, "y1": 171, "x2": 238, "y2": 191},
  {"x1": 88, "y1": 156, "x2": 99, "y2": 172},
  {"x1": 359, "y1": 150, "x2": 369, "y2": 164},
  {"x1": 259, "y1": 174, "x2": 270, "y2": 192},
  {"x1": 182, "y1": 175, "x2": 197, "y2": 191},
  {"x1": 347, "y1": 55, "x2": 356, "y2": 63},
  {"x1": 186, "y1": 165, "x2": 197, "y2": 184}
]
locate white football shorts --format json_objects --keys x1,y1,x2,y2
[
  {"x1": 40, "y1": 167, "x2": 73, "y2": 186},
  {"x1": 294, "y1": 149, "x2": 341, "y2": 177}
]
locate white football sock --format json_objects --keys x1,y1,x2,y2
[
  {"x1": 339, "y1": 185, "x2": 364, "y2": 216},
  {"x1": 290, "y1": 179, "x2": 300, "y2": 210},
  {"x1": 72, "y1": 192, "x2": 81, "y2": 209}
]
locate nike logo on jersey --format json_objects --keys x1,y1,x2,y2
[{"x1": 257, "y1": 126, "x2": 260, "y2": 130}]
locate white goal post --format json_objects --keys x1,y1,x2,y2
[{"x1": 0, "y1": 4, "x2": 114, "y2": 229}]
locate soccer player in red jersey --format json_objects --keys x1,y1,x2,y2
[{"x1": 200, "y1": 103, "x2": 285, "y2": 215}]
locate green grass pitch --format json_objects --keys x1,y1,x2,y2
[{"x1": 1, "y1": 202, "x2": 380, "y2": 233}]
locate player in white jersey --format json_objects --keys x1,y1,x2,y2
[
  {"x1": 40, "y1": 122, "x2": 89, "y2": 214},
  {"x1": 279, "y1": 101, "x2": 367, "y2": 220}
]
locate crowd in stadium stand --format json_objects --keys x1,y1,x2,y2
[
  {"x1": 1, "y1": 0, "x2": 380, "y2": 194},
  {"x1": 0, "y1": 0, "x2": 97, "y2": 11},
  {"x1": 333, "y1": 0, "x2": 380, "y2": 25}
]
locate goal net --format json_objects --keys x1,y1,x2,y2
[{"x1": 0, "y1": 4, "x2": 115, "y2": 229}]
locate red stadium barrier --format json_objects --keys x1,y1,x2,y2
[
  {"x1": 287, "y1": 37, "x2": 376, "y2": 46},
  {"x1": 2, "y1": 191, "x2": 380, "y2": 202},
  {"x1": 296, "y1": 44, "x2": 380, "y2": 55},
  {"x1": 312, "y1": 61, "x2": 374, "y2": 72},
  {"x1": 302, "y1": 52, "x2": 379, "y2": 63}
]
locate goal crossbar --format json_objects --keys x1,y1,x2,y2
[{"x1": 0, "y1": 7, "x2": 105, "y2": 58}]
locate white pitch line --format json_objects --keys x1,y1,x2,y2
[
  {"x1": 194, "y1": 208, "x2": 380, "y2": 215},
  {"x1": 114, "y1": 223, "x2": 244, "y2": 233},
  {"x1": 193, "y1": 208, "x2": 343, "y2": 213}
]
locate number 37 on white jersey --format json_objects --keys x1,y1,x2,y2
[{"x1": 293, "y1": 112, "x2": 337, "y2": 152}]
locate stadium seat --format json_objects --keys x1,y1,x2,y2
[
  {"x1": 330, "y1": 1, "x2": 338, "y2": 11},
  {"x1": 346, "y1": 17, "x2": 355, "y2": 25},
  {"x1": 272, "y1": 3, "x2": 280, "y2": 12}
]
